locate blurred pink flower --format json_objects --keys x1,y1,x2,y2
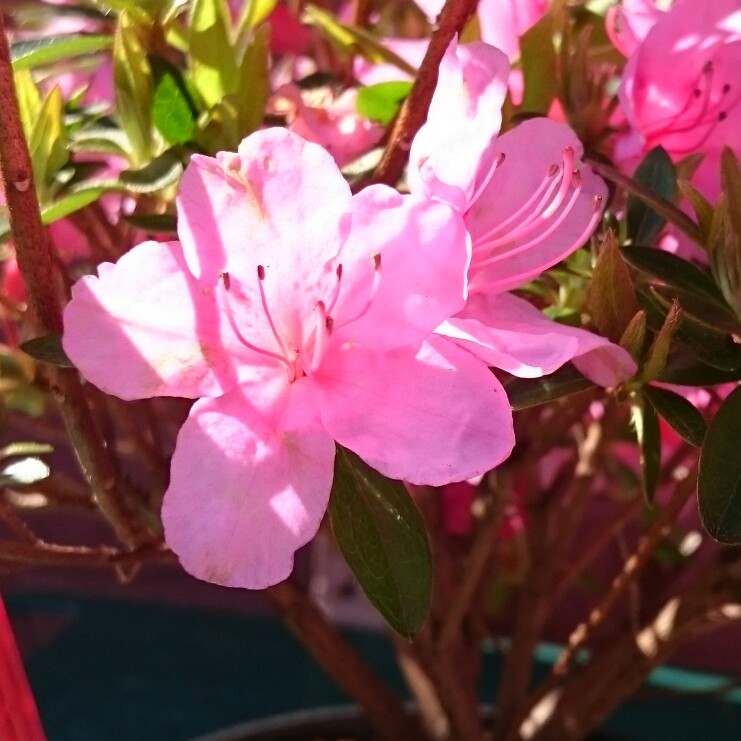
[
  {"x1": 615, "y1": 0, "x2": 741, "y2": 199},
  {"x1": 63, "y1": 128, "x2": 516, "y2": 589},
  {"x1": 410, "y1": 39, "x2": 636, "y2": 387},
  {"x1": 270, "y1": 84, "x2": 382, "y2": 166}
]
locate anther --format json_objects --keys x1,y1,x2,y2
[
  {"x1": 723, "y1": 84, "x2": 731, "y2": 95},
  {"x1": 326, "y1": 316, "x2": 334, "y2": 333},
  {"x1": 372, "y1": 252, "x2": 381, "y2": 271},
  {"x1": 257, "y1": 265, "x2": 266, "y2": 280},
  {"x1": 571, "y1": 170, "x2": 581, "y2": 188},
  {"x1": 547, "y1": 163, "x2": 560, "y2": 177},
  {"x1": 336, "y1": 264, "x2": 343, "y2": 280},
  {"x1": 221, "y1": 271, "x2": 232, "y2": 290},
  {"x1": 592, "y1": 194, "x2": 603, "y2": 212}
]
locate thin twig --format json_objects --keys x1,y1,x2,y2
[
  {"x1": 369, "y1": 0, "x2": 480, "y2": 187},
  {"x1": 0, "y1": 539, "x2": 172, "y2": 567}
]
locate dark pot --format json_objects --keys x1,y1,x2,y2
[{"x1": 189, "y1": 705, "x2": 629, "y2": 741}]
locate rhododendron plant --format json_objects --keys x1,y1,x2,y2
[{"x1": 3, "y1": 2, "x2": 741, "y2": 740}]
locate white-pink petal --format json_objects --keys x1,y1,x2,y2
[
  {"x1": 162, "y1": 381, "x2": 335, "y2": 589},
  {"x1": 316, "y1": 337, "x2": 515, "y2": 486},
  {"x1": 63, "y1": 241, "x2": 239, "y2": 401}
]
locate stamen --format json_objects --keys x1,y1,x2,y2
[
  {"x1": 334, "y1": 252, "x2": 382, "y2": 330},
  {"x1": 472, "y1": 164, "x2": 561, "y2": 253},
  {"x1": 257, "y1": 265, "x2": 289, "y2": 358},
  {"x1": 310, "y1": 301, "x2": 329, "y2": 373},
  {"x1": 467, "y1": 152, "x2": 506, "y2": 211},
  {"x1": 219, "y1": 272, "x2": 288, "y2": 366},
  {"x1": 470, "y1": 195, "x2": 604, "y2": 295},
  {"x1": 325, "y1": 263, "x2": 343, "y2": 316},
  {"x1": 473, "y1": 185, "x2": 586, "y2": 271},
  {"x1": 473, "y1": 151, "x2": 578, "y2": 255}
]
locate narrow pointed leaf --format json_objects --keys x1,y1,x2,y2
[
  {"x1": 627, "y1": 146, "x2": 676, "y2": 244},
  {"x1": 329, "y1": 446, "x2": 431, "y2": 638},
  {"x1": 11, "y1": 34, "x2": 112, "y2": 70},
  {"x1": 356, "y1": 81, "x2": 413, "y2": 125},
  {"x1": 699, "y1": 386, "x2": 741, "y2": 544},
  {"x1": 20, "y1": 334, "x2": 74, "y2": 367},
  {"x1": 644, "y1": 385, "x2": 706, "y2": 447},
  {"x1": 151, "y1": 56, "x2": 198, "y2": 145}
]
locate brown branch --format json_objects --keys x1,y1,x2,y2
[
  {"x1": 267, "y1": 580, "x2": 428, "y2": 741},
  {"x1": 0, "y1": 15, "x2": 153, "y2": 547},
  {"x1": 0, "y1": 538, "x2": 172, "y2": 567},
  {"x1": 369, "y1": 0, "x2": 480, "y2": 187}
]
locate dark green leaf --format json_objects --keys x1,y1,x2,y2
[
  {"x1": 122, "y1": 212, "x2": 177, "y2": 233},
  {"x1": 659, "y1": 353, "x2": 741, "y2": 386},
  {"x1": 11, "y1": 34, "x2": 112, "y2": 70},
  {"x1": 118, "y1": 152, "x2": 183, "y2": 193},
  {"x1": 644, "y1": 385, "x2": 706, "y2": 447},
  {"x1": 699, "y1": 386, "x2": 741, "y2": 543},
  {"x1": 329, "y1": 446, "x2": 431, "y2": 638},
  {"x1": 627, "y1": 146, "x2": 676, "y2": 244},
  {"x1": 632, "y1": 394, "x2": 661, "y2": 504},
  {"x1": 589, "y1": 231, "x2": 637, "y2": 342},
  {"x1": 20, "y1": 334, "x2": 74, "y2": 367},
  {"x1": 151, "y1": 56, "x2": 198, "y2": 145},
  {"x1": 503, "y1": 364, "x2": 594, "y2": 411},
  {"x1": 356, "y1": 81, "x2": 413, "y2": 125},
  {"x1": 622, "y1": 245, "x2": 727, "y2": 308},
  {"x1": 236, "y1": 24, "x2": 270, "y2": 136}
]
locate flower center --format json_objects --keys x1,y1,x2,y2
[
  {"x1": 218, "y1": 254, "x2": 382, "y2": 383},
  {"x1": 643, "y1": 60, "x2": 737, "y2": 153}
]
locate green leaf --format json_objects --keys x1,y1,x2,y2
[
  {"x1": 20, "y1": 334, "x2": 74, "y2": 367},
  {"x1": 189, "y1": 0, "x2": 238, "y2": 108},
  {"x1": 622, "y1": 245, "x2": 727, "y2": 308},
  {"x1": 632, "y1": 394, "x2": 661, "y2": 504},
  {"x1": 644, "y1": 385, "x2": 706, "y2": 447},
  {"x1": 40, "y1": 186, "x2": 107, "y2": 224},
  {"x1": 236, "y1": 24, "x2": 270, "y2": 136},
  {"x1": 236, "y1": 0, "x2": 278, "y2": 36},
  {"x1": 519, "y1": 12, "x2": 557, "y2": 114},
  {"x1": 659, "y1": 353, "x2": 741, "y2": 386},
  {"x1": 13, "y1": 69, "x2": 42, "y2": 139},
  {"x1": 150, "y1": 56, "x2": 198, "y2": 145},
  {"x1": 303, "y1": 5, "x2": 416, "y2": 77},
  {"x1": 356, "y1": 81, "x2": 413, "y2": 125},
  {"x1": 627, "y1": 146, "x2": 676, "y2": 244},
  {"x1": 11, "y1": 34, "x2": 112, "y2": 70},
  {"x1": 0, "y1": 442, "x2": 54, "y2": 459},
  {"x1": 699, "y1": 386, "x2": 741, "y2": 543},
  {"x1": 118, "y1": 151, "x2": 183, "y2": 193},
  {"x1": 503, "y1": 364, "x2": 594, "y2": 411},
  {"x1": 70, "y1": 126, "x2": 132, "y2": 157},
  {"x1": 589, "y1": 231, "x2": 637, "y2": 342},
  {"x1": 678, "y1": 179, "x2": 713, "y2": 242},
  {"x1": 328, "y1": 446, "x2": 431, "y2": 638},
  {"x1": 113, "y1": 11, "x2": 154, "y2": 165},
  {"x1": 28, "y1": 86, "x2": 68, "y2": 195}
]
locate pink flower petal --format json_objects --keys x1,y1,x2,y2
[
  {"x1": 316, "y1": 336, "x2": 515, "y2": 486},
  {"x1": 437, "y1": 293, "x2": 636, "y2": 386},
  {"x1": 466, "y1": 118, "x2": 607, "y2": 294},
  {"x1": 409, "y1": 39, "x2": 510, "y2": 210},
  {"x1": 162, "y1": 379, "x2": 335, "y2": 589},
  {"x1": 477, "y1": 0, "x2": 549, "y2": 61},
  {"x1": 177, "y1": 128, "x2": 352, "y2": 282},
  {"x1": 62, "y1": 241, "x2": 239, "y2": 400},
  {"x1": 332, "y1": 186, "x2": 470, "y2": 351}
]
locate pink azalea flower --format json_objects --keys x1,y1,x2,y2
[
  {"x1": 62, "y1": 128, "x2": 516, "y2": 589},
  {"x1": 269, "y1": 84, "x2": 383, "y2": 166},
  {"x1": 615, "y1": 0, "x2": 741, "y2": 200},
  {"x1": 409, "y1": 39, "x2": 637, "y2": 386}
]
